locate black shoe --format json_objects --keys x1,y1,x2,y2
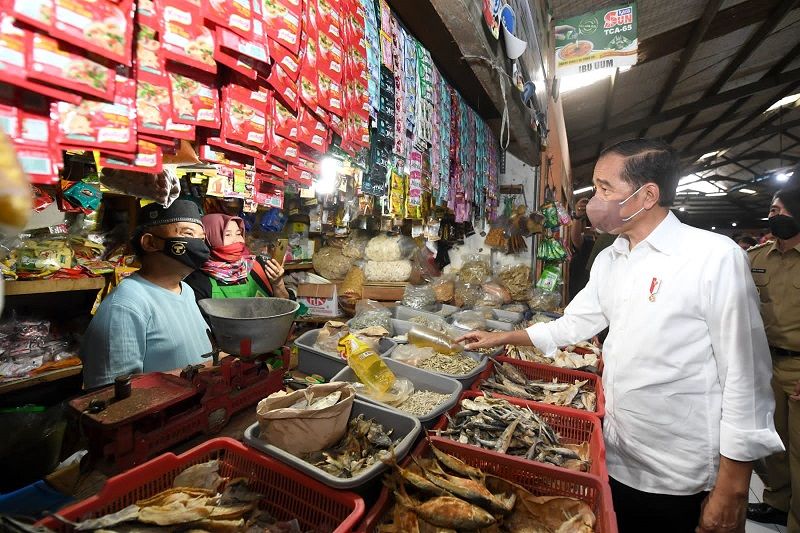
[{"x1": 747, "y1": 502, "x2": 788, "y2": 525}]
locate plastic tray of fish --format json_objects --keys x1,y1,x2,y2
[
  {"x1": 471, "y1": 357, "x2": 606, "y2": 418},
  {"x1": 387, "y1": 348, "x2": 489, "y2": 389},
  {"x1": 244, "y1": 399, "x2": 421, "y2": 490},
  {"x1": 294, "y1": 329, "x2": 398, "y2": 380},
  {"x1": 431, "y1": 390, "x2": 607, "y2": 480},
  {"x1": 330, "y1": 358, "x2": 463, "y2": 429},
  {"x1": 356, "y1": 437, "x2": 617, "y2": 533}
]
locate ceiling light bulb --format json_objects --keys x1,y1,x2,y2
[
  {"x1": 731, "y1": 222, "x2": 737, "y2": 227},
  {"x1": 316, "y1": 156, "x2": 341, "y2": 195},
  {"x1": 739, "y1": 188, "x2": 756, "y2": 194},
  {"x1": 776, "y1": 173, "x2": 790, "y2": 182},
  {"x1": 678, "y1": 207, "x2": 685, "y2": 212},
  {"x1": 573, "y1": 186, "x2": 593, "y2": 195}
]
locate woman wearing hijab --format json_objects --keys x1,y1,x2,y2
[{"x1": 185, "y1": 213, "x2": 291, "y2": 300}]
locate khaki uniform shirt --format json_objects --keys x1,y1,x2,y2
[{"x1": 748, "y1": 240, "x2": 800, "y2": 351}]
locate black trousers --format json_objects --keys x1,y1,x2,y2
[{"x1": 610, "y1": 477, "x2": 709, "y2": 533}]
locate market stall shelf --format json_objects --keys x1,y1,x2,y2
[
  {"x1": 431, "y1": 390, "x2": 607, "y2": 480},
  {"x1": 3, "y1": 277, "x2": 106, "y2": 296},
  {"x1": 357, "y1": 437, "x2": 618, "y2": 533},
  {"x1": 37, "y1": 438, "x2": 365, "y2": 533}
]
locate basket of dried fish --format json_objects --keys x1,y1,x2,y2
[
  {"x1": 471, "y1": 357, "x2": 606, "y2": 417},
  {"x1": 331, "y1": 357, "x2": 463, "y2": 428},
  {"x1": 244, "y1": 399, "x2": 421, "y2": 489},
  {"x1": 507, "y1": 341, "x2": 604, "y2": 375},
  {"x1": 37, "y1": 438, "x2": 365, "y2": 533},
  {"x1": 357, "y1": 438, "x2": 617, "y2": 533},
  {"x1": 294, "y1": 328, "x2": 398, "y2": 380},
  {"x1": 431, "y1": 391, "x2": 607, "y2": 480}
]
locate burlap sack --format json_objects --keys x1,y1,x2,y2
[{"x1": 255, "y1": 382, "x2": 355, "y2": 456}]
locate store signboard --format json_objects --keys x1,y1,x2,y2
[{"x1": 555, "y1": 3, "x2": 638, "y2": 76}]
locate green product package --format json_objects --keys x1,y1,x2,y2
[{"x1": 536, "y1": 264, "x2": 562, "y2": 292}]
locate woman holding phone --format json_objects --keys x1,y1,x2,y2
[{"x1": 185, "y1": 213, "x2": 292, "y2": 301}]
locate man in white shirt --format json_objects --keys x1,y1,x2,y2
[{"x1": 458, "y1": 139, "x2": 784, "y2": 533}]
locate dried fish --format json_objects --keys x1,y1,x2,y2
[
  {"x1": 72, "y1": 464, "x2": 315, "y2": 533},
  {"x1": 417, "y1": 353, "x2": 478, "y2": 376},
  {"x1": 303, "y1": 414, "x2": 399, "y2": 478},
  {"x1": 396, "y1": 390, "x2": 450, "y2": 416},
  {"x1": 480, "y1": 362, "x2": 598, "y2": 412},
  {"x1": 290, "y1": 390, "x2": 343, "y2": 410},
  {"x1": 380, "y1": 445, "x2": 595, "y2": 532},
  {"x1": 435, "y1": 395, "x2": 591, "y2": 473}
]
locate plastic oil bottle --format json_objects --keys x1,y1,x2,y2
[
  {"x1": 338, "y1": 334, "x2": 396, "y2": 394},
  {"x1": 407, "y1": 325, "x2": 464, "y2": 355}
]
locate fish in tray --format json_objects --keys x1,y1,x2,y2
[
  {"x1": 378, "y1": 444, "x2": 596, "y2": 532},
  {"x1": 507, "y1": 344, "x2": 600, "y2": 374},
  {"x1": 480, "y1": 362, "x2": 597, "y2": 412},
  {"x1": 303, "y1": 414, "x2": 399, "y2": 478},
  {"x1": 434, "y1": 395, "x2": 591, "y2": 472}
]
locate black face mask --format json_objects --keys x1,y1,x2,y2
[
  {"x1": 768, "y1": 214, "x2": 800, "y2": 241},
  {"x1": 158, "y1": 236, "x2": 210, "y2": 269}
]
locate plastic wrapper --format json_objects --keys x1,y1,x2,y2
[
  {"x1": 349, "y1": 300, "x2": 393, "y2": 334},
  {"x1": 453, "y1": 281, "x2": 481, "y2": 308},
  {"x1": 313, "y1": 321, "x2": 350, "y2": 355},
  {"x1": 339, "y1": 264, "x2": 365, "y2": 308},
  {"x1": 351, "y1": 378, "x2": 414, "y2": 406},
  {"x1": 364, "y1": 260, "x2": 412, "y2": 282},
  {"x1": 458, "y1": 253, "x2": 491, "y2": 284},
  {"x1": 536, "y1": 264, "x2": 563, "y2": 292},
  {"x1": 431, "y1": 276, "x2": 455, "y2": 303},
  {"x1": 342, "y1": 230, "x2": 371, "y2": 259},
  {"x1": 498, "y1": 263, "x2": 533, "y2": 301},
  {"x1": 402, "y1": 284, "x2": 436, "y2": 310},
  {"x1": 99, "y1": 167, "x2": 181, "y2": 207},
  {"x1": 407, "y1": 314, "x2": 449, "y2": 334},
  {"x1": 364, "y1": 234, "x2": 417, "y2": 261},
  {"x1": 0, "y1": 131, "x2": 31, "y2": 235},
  {"x1": 407, "y1": 326, "x2": 463, "y2": 355},
  {"x1": 391, "y1": 344, "x2": 437, "y2": 366},
  {"x1": 480, "y1": 280, "x2": 512, "y2": 307},
  {"x1": 312, "y1": 246, "x2": 351, "y2": 280},
  {"x1": 529, "y1": 288, "x2": 563, "y2": 312},
  {"x1": 450, "y1": 310, "x2": 488, "y2": 331}
]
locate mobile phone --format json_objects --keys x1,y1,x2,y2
[{"x1": 271, "y1": 239, "x2": 288, "y2": 265}]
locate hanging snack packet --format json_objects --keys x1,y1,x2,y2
[
  {"x1": 26, "y1": 32, "x2": 115, "y2": 101},
  {"x1": 221, "y1": 84, "x2": 268, "y2": 150},
  {"x1": 202, "y1": 0, "x2": 253, "y2": 40},
  {"x1": 52, "y1": 76, "x2": 136, "y2": 153},
  {"x1": 99, "y1": 139, "x2": 163, "y2": 173},
  {"x1": 162, "y1": 0, "x2": 216, "y2": 73},
  {"x1": 167, "y1": 67, "x2": 220, "y2": 128},
  {"x1": 262, "y1": 0, "x2": 302, "y2": 55},
  {"x1": 267, "y1": 64, "x2": 299, "y2": 112},
  {"x1": 269, "y1": 41, "x2": 300, "y2": 81},
  {"x1": 214, "y1": 26, "x2": 269, "y2": 79},
  {"x1": 51, "y1": 0, "x2": 135, "y2": 65},
  {"x1": 296, "y1": 105, "x2": 328, "y2": 153},
  {"x1": 136, "y1": 69, "x2": 173, "y2": 136},
  {"x1": 136, "y1": 24, "x2": 166, "y2": 76},
  {"x1": 274, "y1": 99, "x2": 298, "y2": 140},
  {"x1": 270, "y1": 133, "x2": 300, "y2": 165}
]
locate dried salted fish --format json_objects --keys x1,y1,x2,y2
[
  {"x1": 74, "y1": 505, "x2": 140, "y2": 530},
  {"x1": 303, "y1": 414, "x2": 399, "y2": 478},
  {"x1": 480, "y1": 363, "x2": 597, "y2": 411},
  {"x1": 380, "y1": 445, "x2": 595, "y2": 532},
  {"x1": 418, "y1": 353, "x2": 478, "y2": 375},
  {"x1": 290, "y1": 390, "x2": 343, "y2": 410},
  {"x1": 396, "y1": 390, "x2": 450, "y2": 416},
  {"x1": 172, "y1": 460, "x2": 223, "y2": 491},
  {"x1": 435, "y1": 395, "x2": 591, "y2": 473}
]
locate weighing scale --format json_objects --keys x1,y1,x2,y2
[{"x1": 69, "y1": 298, "x2": 299, "y2": 472}]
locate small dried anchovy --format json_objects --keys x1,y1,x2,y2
[
  {"x1": 396, "y1": 390, "x2": 450, "y2": 416},
  {"x1": 418, "y1": 353, "x2": 479, "y2": 375}
]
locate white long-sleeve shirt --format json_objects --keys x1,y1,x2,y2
[{"x1": 527, "y1": 211, "x2": 783, "y2": 495}]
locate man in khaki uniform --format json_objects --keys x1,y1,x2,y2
[{"x1": 747, "y1": 185, "x2": 800, "y2": 531}]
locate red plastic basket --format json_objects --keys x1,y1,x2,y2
[
  {"x1": 431, "y1": 390, "x2": 607, "y2": 480},
  {"x1": 471, "y1": 356, "x2": 606, "y2": 418},
  {"x1": 358, "y1": 437, "x2": 617, "y2": 533},
  {"x1": 37, "y1": 438, "x2": 365, "y2": 533}
]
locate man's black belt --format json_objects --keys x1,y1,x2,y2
[{"x1": 771, "y1": 346, "x2": 800, "y2": 357}]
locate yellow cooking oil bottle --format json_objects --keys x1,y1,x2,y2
[
  {"x1": 407, "y1": 325, "x2": 464, "y2": 355},
  {"x1": 338, "y1": 334, "x2": 396, "y2": 394}
]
